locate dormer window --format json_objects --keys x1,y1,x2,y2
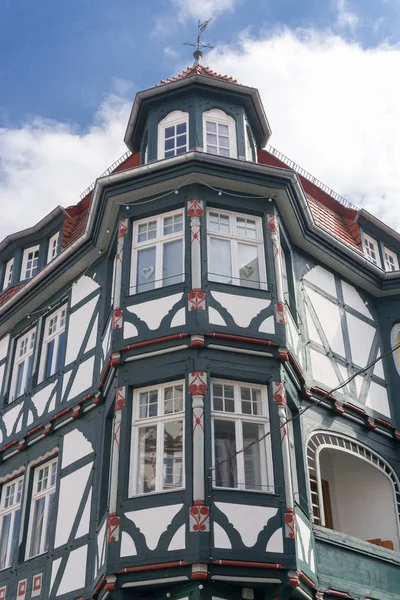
[
  {"x1": 158, "y1": 110, "x2": 188, "y2": 160},
  {"x1": 203, "y1": 109, "x2": 237, "y2": 158},
  {"x1": 363, "y1": 234, "x2": 380, "y2": 267},
  {"x1": 21, "y1": 246, "x2": 39, "y2": 280},
  {"x1": 47, "y1": 232, "x2": 60, "y2": 263},
  {"x1": 3, "y1": 258, "x2": 14, "y2": 290},
  {"x1": 384, "y1": 247, "x2": 399, "y2": 272}
]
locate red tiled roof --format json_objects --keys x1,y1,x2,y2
[
  {"x1": 157, "y1": 64, "x2": 238, "y2": 86},
  {"x1": 0, "y1": 284, "x2": 25, "y2": 307},
  {"x1": 306, "y1": 194, "x2": 361, "y2": 252}
]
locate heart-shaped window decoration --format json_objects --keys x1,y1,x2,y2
[{"x1": 142, "y1": 266, "x2": 155, "y2": 280}]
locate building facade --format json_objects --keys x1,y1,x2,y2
[{"x1": 0, "y1": 59, "x2": 399, "y2": 600}]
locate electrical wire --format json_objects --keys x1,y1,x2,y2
[{"x1": 209, "y1": 340, "x2": 400, "y2": 475}]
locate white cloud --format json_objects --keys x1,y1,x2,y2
[
  {"x1": 335, "y1": 0, "x2": 359, "y2": 33},
  {"x1": 172, "y1": 0, "x2": 237, "y2": 22}
]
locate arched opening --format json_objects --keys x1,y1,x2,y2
[{"x1": 308, "y1": 432, "x2": 400, "y2": 550}]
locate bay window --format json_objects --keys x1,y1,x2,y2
[
  {"x1": 0, "y1": 477, "x2": 23, "y2": 569},
  {"x1": 207, "y1": 209, "x2": 266, "y2": 289},
  {"x1": 27, "y1": 459, "x2": 57, "y2": 558},
  {"x1": 203, "y1": 108, "x2": 237, "y2": 158},
  {"x1": 131, "y1": 382, "x2": 184, "y2": 495},
  {"x1": 212, "y1": 380, "x2": 272, "y2": 491},
  {"x1": 130, "y1": 210, "x2": 184, "y2": 294},
  {"x1": 10, "y1": 328, "x2": 36, "y2": 402},
  {"x1": 39, "y1": 305, "x2": 66, "y2": 381},
  {"x1": 157, "y1": 110, "x2": 188, "y2": 160},
  {"x1": 21, "y1": 246, "x2": 39, "y2": 281}
]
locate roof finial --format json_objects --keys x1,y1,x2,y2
[{"x1": 184, "y1": 18, "x2": 213, "y2": 65}]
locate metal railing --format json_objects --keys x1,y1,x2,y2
[{"x1": 79, "y1": 150, "x2": 132, "y2": 200}]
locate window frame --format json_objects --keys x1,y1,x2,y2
[
  {"x1": 130, "y1": 380, "x2": 185, "y2": 497},
  {"x1": 2, "y1": 259, "x2": 14, "y2": 291},
  {"x1": 362, "y1": 233, "x2": 381, "y2": 267},
  {"x1": 203, "y1": 108, "x2": 237, "y2": 158},
  {"x1": 129, "y1": 209, "x2": 185, "y2": 295},
  {"x1": 38, "y1": 305, "x2": 67, "y2": 382},
  {"x1": 47, "y1": 232, "x2": 60, "y2": 264},
  {"x1": 157, "y1": 110, "x2": 189, "y2": 160},
  {"x1": 26, "y1": 459, "x2": 57, "y2": 559},
  {"x1": 9, "y1": 327, "x2": 36, "y2": 402},
  {"x1": 383, "y1": 246, "x2": 399, "y2": 272},
  {"x1": 0, "y1": 476, "x2": 24, "y2": 570},
  {"x1": 207, "y1": 208, "x2": 267, "y2": 290},
  {"x1": 211, "y1": 378, "x2": 273, "y2": 492},
  {"x1": 21, "y1": 246, "x2": 40, "y2": 281}
]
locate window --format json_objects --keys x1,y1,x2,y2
[
  {"x1": 207, "y1": 209, "x2": 266, "y2": 289},
  {"x1": 47, "y1": 232, "x2": 59, "y2": 263},
  {"x1": 2, "y1": 259, "x2": 13, "y2": 291},
  {"x1": 21, "y1": 246, "x2": 39, "y2": 280},
  {"x1": 212, "y1": 380, "x2": 272, "y2": 491},
  {"x1": 131, "y1": 382, "x2": 184, "y2": 495},
  {"x1": 384, "y1": 247, "x2": 399, "y2": 272},
  {"x1": 130, "y1": 210, "x2": 184, "y2": 294},
  {"x1": 10, "y1": 328, "x2": 36, "y2": 402},
  {"x1": 0, "y1": 477, "x2": 23, "y2": 569},
  {"x1": 203, "y1": 109, "x2": 237, "y2": 158},
  {"x1": 157, "y1": 110, "x2": 188, "y2": 160},
  {"x1": 39, "y1": 305, "x2": 66, "y2": 381},
  {"x1": 363, "y1": 234, "x2": 381, "y2": 267},
  {"x1": 27, "y1": 460, "x2": 57, "y2": 558}
]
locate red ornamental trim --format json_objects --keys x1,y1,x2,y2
[
  {"x1": 112, "y1": 307, "x2": 123, "y2": 329},
  {"x1": 118, "y1": 561, "x2": 189, "y2": 574},
  {"x1": 0, "y1": 587, "x2": 6, "y2": 600},
  {"x1": 188, "y1": 371, "x2": 208, "y2": 395},
  {"x1": 212, "y1": 559, "x2": 285, "y2": 569},
  {"x1": 273, "y1": 381, "x2": 287, "y2": 407},
  {"x1": 118, "y1": 218, "x2": 128, "y2": 238},
  {"x1": 188, "y1": 289, "x2": 206, "y2": 310},
  {"x1": 105, "y1": 575, "x2": 117, "y2": 592},
  {"x1": 193, "y1": 409, "x2": 204, "y2": 433},
  {"x1": 17, "y1": 579, "x2": 27, "y2": 598},
  {"x1": 284, "y1": 509, "x2": 296, "y2": 538},
  {"x1": 299, "y1": 571, "x2": 317, "y2": 590},
  {"x1": 267, "y1": 213, "x2": 278, "y2": 233},
  {"x1": 190, "y1": 505, "x2": 210, "y2": 532},
  {"x1": 107, "y1": 513, "x2": 120, "y2": 543},
  {"x1": 115, "y1": 387, "x2": 125, "y2": 411},
  {"x1": 187, "y1": 199, "x2": 204, "y2": 217},
  {"x1": 275, "y1": 301, "x2": 286, "y2": 324}
]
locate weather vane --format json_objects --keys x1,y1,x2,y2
[{"x1": 184, "y1": 18, "x2": 213, "y2": 64}]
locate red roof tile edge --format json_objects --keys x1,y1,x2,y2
[{"x1": 157, "y1": 64, "x2": 238, "y2": 86}]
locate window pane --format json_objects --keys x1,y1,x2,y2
[
  {"x1": 219, "y1": 136, "x2": 229, "y2": 148},
  {"x1": 206, "y1": 121, "x2": 217, "y2": 133},
  {"x1": 238, "y1": 243, "x2": 260, "y2": 289},
  {"x1": 208, "y1": 212, "x2": 230, "y2": 234},
  {"x1": 10, "y1": 509, "x2": 21, "y2": 562},
  {"x1": 45, "y1": 340, "x2": 55, "y2": 379},
  {"x1": 218, "y1": 124, "x2": 229, "y2": 135},
  {"x1": 165, "y1": 138, "x2": 174, "y2": 151},
  {"x1": 29, "y1": 497, "x2": 45, "y2": 556},
  {"x1": 176, "y1": 134, "x2": 186, "y2": 147},
  {"x1": 138, "y1": 221, "x2": 157, "y2": 243},
  {"x1": 207, "y1": 133, "x2": 217, "y2": 145},
  {"x1": 16, "y1": 363, "x2": 25, "y2": 398},
  {"x1": 164, "y1": 385, "x2": 183, "y2": 414},
  {"x1": 55, "y1": 332, "x2": 65, "y2": 372},
  {"x1": 219, "y1": 148, "x2": 230, "y2": 157},
  {"x1": 137, "y1": 246, "x2": 156, "y2": 292},
  {"x1": 165, "y1": 126, "x2": 175, "y2": 138},
  {"x1": 163, "y1": 420, "x2": 183, "y2": 489},
  {"x1": 163, "y1": 239, "x2": 183, "y2": 286},
  {"x1": 207, "y1": 145, "x2": 218, "y2": 155},
  {"x1": 43, "y1": 493, "x2": 54, "y2": 552},
  {"x1": 0, "y1": 513, "x2": 11, "y2": 568},
  {"x1": 139, "y1": 390, "x2": 158, "y2": 419},
  {"x1": 176, "y1": 146, "x2": 186, "y2": 155},
  {"x1": 243, "y1": 422, "x2": 266, "y2": 490},
  {"x1": 176, "y1": 123, "x2": 186, "y2": 135},
  {"x1": 214, "y1": 420, "x2": 237, "y2": 488},
  {"x1": 165, "y1": 150, "x2": 175, "y2": 158},
  {"x1": 137, "y1": 426, "x2": 157, "y2": 493},
  {"x1": 209, "y1": 238, "x2": 232, "y2": 284}
]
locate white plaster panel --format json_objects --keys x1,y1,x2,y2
[
  {"x1": 305, "y1": 305, "x2": 321, "y2": 346},
  {"x1": 342, "y1": 281, "x2": 372, "y2": 318},
  {"x1": 54, "y1": 463, "x2": 92, "y2": 548},
  {"x1": 211, "y1": 292, "x2": 271, "y2": 328},
  {"x1": 365, "y1": 382, "x2": 391, "y2": 417},
  {"x1": 266, "y1": 528, "x2": 283, "y2": 553},
  {"x1": 123, "y1": 321, "x2": 139, "y2": 339},
  {"x1": 67, "y1": 356, "x2": 95, "y2": 402},
  {"x1": 97, "y1": 519, "x2": 107, "y2": 572},
  {"x1": 120, "y1": 531, "x2": 137, "y2": 557},
  {"x1": 170, "y1": 307, "x2": 186, "y2": 328},
  {"x1": 57, "y1": 545, "x2": 87, "y2": 596},
  {"x1": 2, "y1": 404, "x2": 23, "y2": 437},
  {"x1": 0, "y1": 364, "x2": 5, "y2": 395},
  {"x1": 50, "y1": 558, "x2": 62, "y2": 595},
  {"x1": 296, "y1": 513, "x2": 314, "y2": 572},
  {"x1": 307, "y1": 288, "x2": 344, "y2": 356},
  {"x1": 127, "y1": 294, "x2": 183, "y2": 330},
  {"x1": 62, "y1": 429, "x2": 93, "y2": 468},
  {"x1": 125, "y1": 504, "x2": 183, "y2": 551},
  {"x1": 0, "y1": 335, "x2": 9, "y2": 362},
  {"x1": 208, "y1": 307, "x2": 227, "y2": 326},
  {"x1": 62, "y1": 371, "x2": 72, "y2": 401},
  {"x1": 309, "y1": 350, "x2": 340, "y2": 390},
  {"x1": 215, "y1": 503, "x2": 278, "y2": 547},
  {"x1": 259, "y1": 315, "x2": 275, "y2": 334},
  {"x1": 84, "y1": 314, "x2": 98, "y2": 354},
  {"x1": 214, "y1": 522, "x2": 232, "y2": 549},
  {"x1": 355, "y1": 375, "x2": 364, "y2": 398},
  {"x1": 32, "y1": 381, "x2": 57, "y2": 417},
  {"x1": 71, "y1": 275, "x2": 100, "y2": 307},
  {"x1": 27, "y1": 410, "x2": 34, "y2": 426},
  {"x1": 168, "y1": 524, "x2": 185, "y2": 550},
  {"x1": 303, "y1": 265, "x2": 337, "y2": 297},
  {"x1": 65, "y1": 297, "x2": 98, "y2": 365},
  {"x1": 76, "y1": 490, "x2": 91, "y2": 539},
  {"x1": 374, "y1": 359, "x2": 384, "y2": 379},
  {"x1": 346, "y1": 313, "x2": 376, "y2": 367}
]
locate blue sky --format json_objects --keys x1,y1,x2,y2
[{"x1": 1, "y1": 0, "x2": 400, "y2": 238}]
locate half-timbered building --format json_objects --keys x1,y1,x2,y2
[{"x1": 0, "y1": 52, "x2": 399, "y2": 600}]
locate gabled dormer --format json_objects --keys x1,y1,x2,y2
[{"x1": 124, "y1": 60, "x2": 271, "y2": 164}]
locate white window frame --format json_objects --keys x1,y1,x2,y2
[
  {"x1": 157, "y1": 110, "x2": 189, "y2": 160},
  {"x1": 207, "y1": 208, "x2": 267, "y2": 289},
  {"x1": 39, "y1": 305, "x2": 67, "y2": 382},
  {"x1": 130, "y1": 381, "x2": 185, "y2": 496},
  {"x1": 130, "y1": 209, "x2": 185, "y2": 295},
  {"x1": 211, "y1": 379, "x2": 273, "y2": 492},
  {"x1": 0, "y1": 476, "x2": 23, "y2": 570},
  {"x1": 10, "y1": 328, "x2": 36, "y2": 402},
  {"x1": 384, "y1": 247, "x2": 399, "y2": 272},
  {"x1": 47, "y1": 232, "x2": 59, "y2": 263},
  {"x1": 287, "y1": 408, "x2": 299, "y2": 502},
  {"x1": 363, "y1": 233, "x2": 381, "y2": 267},
  {"x1": 203, "y1": 108, "x2": 237, "y2": 158},
  {"x1": 26, "y1": 459, "x2": 57, "y2": 559},
  {"x1": 2, "y1": 259, "x2": 13, "y2": 291},
  {"x1": 21, "y1": 246, "x2": 40, "y2": 281}
]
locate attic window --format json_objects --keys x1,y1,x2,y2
[
  {"x1": 47, "y1": 232, "x2": 60, "y2": 263},
  {"x1": 158, "y1": 110, "x2": 188, "y2": 160},
  {"x1": 21, "y1": 246, "x2": 39, "y2": 281},
  {"x1": 384, "y1": 247, "x2": 399, "y2": 272},
  {"x1": 363, "y1": 234, "x2": 380, "y2": 267},
  {"x1": 3, "y1": 258, "x2": 14, "y2": 290},
  {"x1": 203, "y1": 109, "x2": 237, "y2": 158}
]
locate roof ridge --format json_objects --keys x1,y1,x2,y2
[{"x1": 157, "y1": 63, "x2": 238, "y2": 86}]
